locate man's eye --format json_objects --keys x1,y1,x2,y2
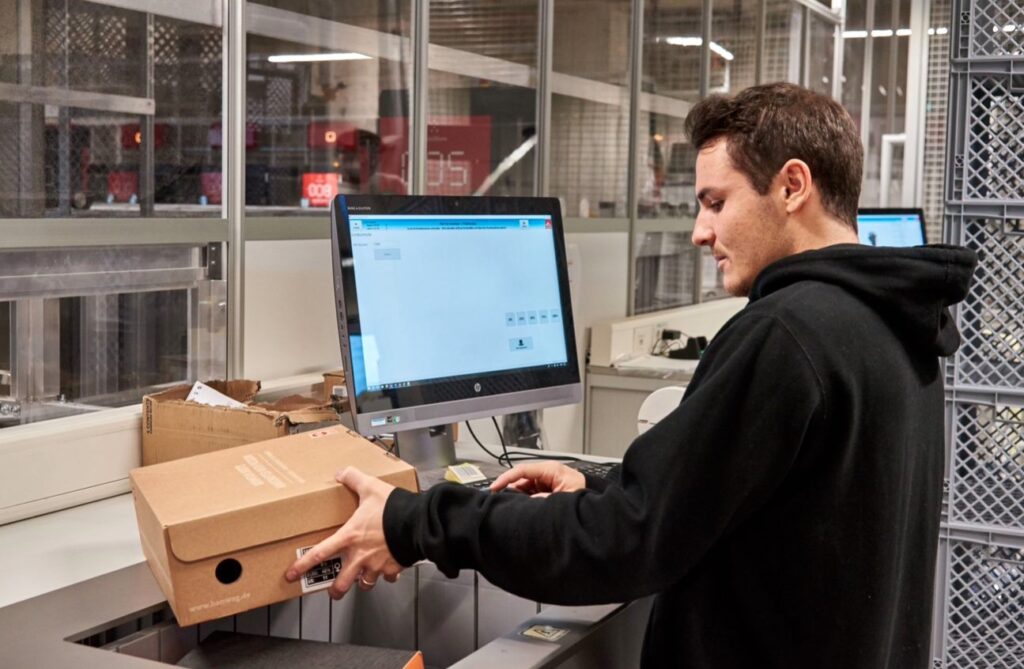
[{"x1": 709, "y1": 200, "x2": 723, "y2": 212}]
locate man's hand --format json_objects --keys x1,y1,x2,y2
[
  {"x1": 489, "y1": 461, "x2": 586, "y2": 497},
  {"x1": 284, "y1": 467, "x2": 403, "y2": 599}
]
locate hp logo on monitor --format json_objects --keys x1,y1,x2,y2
[{"x1": 474, "y1": 383, "x2": 481, "y2": 393}]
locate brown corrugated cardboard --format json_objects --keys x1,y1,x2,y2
[
  {"x1": 321, "y1": 370, "x2": 347, "y2": 403},
  {"x1": 130, "y1": 425, "x2": 420, "y2": 626},
  {"x1": 142, "y1": 380, "x2": 339, "y2": 465}
]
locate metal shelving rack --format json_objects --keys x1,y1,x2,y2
[{"x1": 934, "y1": 1, "x2": 1024, "y2": 666}]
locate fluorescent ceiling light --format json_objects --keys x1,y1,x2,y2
[
  {"x1": 844, "y1": 27, "x2": 951, "y2": 38},
  {"x1": 660, "y1": 36, "x2": 735, "y2": 61},
  {"x1": 268, "y1": 52, "x2": 372, "y2": 63}
]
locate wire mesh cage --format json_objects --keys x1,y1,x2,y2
[
  {"x1": 952, "y1": 0, "x2": 1024, "y2": 61},
  {"x1": 946, "y1": 65, "x2": 1024, "y2": 205},
  {"x1": 948, "y1": 396, "x2": 1024, "y2": 528},
  {"x1": 945, "y1": 207, "x2": 1024, "y2": 392},
  {"x1": 938, "y1": 532, "x2": 1024, "y2": 668}
]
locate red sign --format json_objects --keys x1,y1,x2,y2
[
  {"x1": 378, "y1": 116, "x2": 491, "y2": 196},
  {"x1": 120, "y1": 123, "x2": 168, "y2": 150},
  {"x1": 302, "y1": 173, "x2": 339, "y2": 207},
  {"x1": 307, "y1": 121, "x2": 357, "y2": 149}
]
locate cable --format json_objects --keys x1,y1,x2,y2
[
  {"x1": 491, "y1": 416, "x2": 512, "y2": 465},
  {"x1": 465, "y1": 420, "x2": 586, "y2": 467},
  {"x1": 465, "y1": 420, "x2": 512, "y2": 467}
]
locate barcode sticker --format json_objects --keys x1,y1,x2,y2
[
  {"x1": 521, "y1": 624, "x2": 569, "y2": 642},
  {"x1": 296, "y1": 546, "x2": 342, "y2": 594},
  {"x1": 444, "y1": 462, "x2": 486, "y2": 484}
]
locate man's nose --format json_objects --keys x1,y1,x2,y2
[{"x1": 691, "y1": 217, "x2": 712, "y2": 247}]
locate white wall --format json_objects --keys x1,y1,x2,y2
[
  {"x1": 243, "y1": 239, "x2": 343, "y2": 380},
  {"x1": 243, "y1": 232, "x2": 630, "y2": 454},
  {"x1": 541, "y1": 232, "x2": 628, "y2": 453}
]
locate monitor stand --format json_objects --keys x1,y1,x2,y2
[{"x1": 394, "y1": 425, "x2": 456, "y2": 470}]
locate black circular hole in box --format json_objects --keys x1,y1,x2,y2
[{"x1": 215, "y1": 558, "x2": 243, "y2": 584}]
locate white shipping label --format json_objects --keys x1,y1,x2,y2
[{"x1": 296, "y1": 546, "x2": 342, "y2": 594}]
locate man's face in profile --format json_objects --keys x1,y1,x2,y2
[{"x1": 691, "y1": 138, "x2": 791, "y2": 297}]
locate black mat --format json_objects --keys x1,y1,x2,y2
[{"x1": 177, "y1": 631, "x2": 419, "y2": 669}]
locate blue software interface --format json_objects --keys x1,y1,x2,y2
[
  {"x1": 348, "y1": 214, "x2": 569, "y2": 393},
  {"x1": 857, "y1": 212, "x2": 925, "y2": 247}
]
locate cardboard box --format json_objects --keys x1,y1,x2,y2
[
  {"x1": 322, "y1": 369, "x2": 347, "y2": 403},
  {"x1": 130, "y1": 425, "x2": 420, "y2": 626},
  {"x1": 142, "y1": 379, "x2": 339, "y2": 465}
]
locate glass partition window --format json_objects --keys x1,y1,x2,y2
[
  {"x1": 428, "y1": 0, "x2": 537, "y2": 197},
  {"x1": 0, "y1": 0, "x2": 222, "y2": 218},
  {"x1": 762, "y1": 0, "x2": 803, "y2": 84},
  {"x1": 806, "y1": 13, "x2": 836, "y2": 95},
  {"x1": 0, "y1": 245, "x2": 225, "y2": 429},
  {"x1": 550, "y1": 0, "x2": 631, "y2": 219},
  {"x1": 711, "y1": 0, "x2": 758, "y2": 95},
  {"x1": 246, "y1": 1, "x2": 413, "y2": 212},
  {"x1": 632, "y1": 0, "x2": 703, "y2": 313}
]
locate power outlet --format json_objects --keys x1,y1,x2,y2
[{"x1": 633, "y1": 327, "x2": 654, "y2": 354}]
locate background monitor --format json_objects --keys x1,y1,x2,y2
[
  {"x1": 330, "y1": 194, "x2": 581, "y2": 468},
  {"x1": 857, "y1": 208, "x2": 927, "y2": 247}
]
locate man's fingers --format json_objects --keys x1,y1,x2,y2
[
  {"x1": 330, "y1": 551, "x2": 365, "y2": 597},
  {"x1": 285, "y1": 532, "x2": 345, "y2": 582},
  {"x1": 335, "y1": 466, "x2": 368, "y2": 493},
  {"x1": 531, "y1": 492, "x2": 551, "y2": 499},
  {"x1": 491, "y1": 464, "x2": 544, "y2": 490}
]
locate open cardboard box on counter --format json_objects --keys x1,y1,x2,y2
[
  {"x1": 130, "y1": 425, "x2": 420, "y2": 626},
  {"x1": 142, "y1": 379, "x2": 339, "y2": 465}
]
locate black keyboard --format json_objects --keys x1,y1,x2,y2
[{"x1": 569, "y1": 461, "x2": 617, "y2": 479}]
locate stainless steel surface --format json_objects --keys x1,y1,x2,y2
[
  {"x1": 411, "y1": 0, "x2": 429, "y2": 196},
  {"x1": 226, "y1": 0, "x2": 245, "y2": 379},
  {"x1": 625, "y1": 0, "x2": 643, "y2": 316},
  {"x1": 140, "y1": 14, "x2": 155, "y2": 217},
  {"x1": 0, "y1": 558, "x2": 644, "y2": 669},
  {"x1": 699, "y1": 0, "x2": 712, "y2": 99},
  {"x1": 85, "y1": 0, "x2": 222, "y2": 27},
  {"x1": 534, "y1": 0, "x2": 553, "y2": 197},
  {"x1": 0, "y1": 218, "x2": 229, "y2": 249},
  {"x1": 0, "y1": 82, "x2": 155, "y2": 116},
  {"x1": 755, "y1": 0, "x2": 766, "y2": 84}
]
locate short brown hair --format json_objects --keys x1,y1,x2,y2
[{"x1": 684, "y1": 82, "x2": 863, "y2": 230}]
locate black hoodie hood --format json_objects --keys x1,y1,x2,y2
[{"x1": 749, "y1": 244, "x2": 978, "y2": 357}]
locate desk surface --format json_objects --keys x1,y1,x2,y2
[
  {"x1": 0, "y1": 442, "x2": 638, "y2": 669},
  {"x1": 0, "y1": 442, "x2": 617, "y2": 608}
]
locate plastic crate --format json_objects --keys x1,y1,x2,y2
[
  {"x1": 952, "y1": 0, "x2": 1024, "y2": 61},
  {"x1": 944, "y1": 206, "x2": 1024, "y2": 392},
  {"x1": 934, "y1": 529, "x2": 1024, "y2": 668},
  {"x1": 946, "y1": 63, "x2": 1024, "y2": 205},
  {"x1": 948, "y1": 394, "x2": 1024, "y2": 528}
]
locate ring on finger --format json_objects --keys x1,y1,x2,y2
[{"x1": 358, "y1": 573, "x2": 377, "y2": 588}]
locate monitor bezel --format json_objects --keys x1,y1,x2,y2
[
  {"x1": 330, "y1": 194, "x2": 582, "y2": 436},
  {"x1": 856, "y1": 207, "x2": 927, "y2": 246}
]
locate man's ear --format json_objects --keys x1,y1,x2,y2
[{"x1": 777, "y1": 159, "x2": 813, "y2": 214}]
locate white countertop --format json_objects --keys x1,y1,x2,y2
[
  {"x1": 0, "y1": 493, "x2": 144, "y2": 608},
  {"x1": 0, "y1": 442, "x2": 614, "y2": 609}
]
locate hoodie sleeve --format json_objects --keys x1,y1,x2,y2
[{"x1": 383, "y1": 313, "x2": 826, "y2": 604}]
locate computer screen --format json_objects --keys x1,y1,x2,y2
[
  {"x1": 857, "y1": 208, "x2": 926, "y2": 247},
  {"x1": 330, "y1": 195, "x2": 581, "y2": 465}
]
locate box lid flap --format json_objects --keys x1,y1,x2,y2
[
  {"x1": 130, "y1": 426, "x2": 417, "y2": 563},
  {"x1": 145, "y1": 379, "x2": 261, "y2": 404}
]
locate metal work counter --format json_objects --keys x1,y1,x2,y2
[{"x1": 0, "y1": 445, "x2": 649, "y2": 669}]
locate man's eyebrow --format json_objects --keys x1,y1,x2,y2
[{"x1": 696, "y1": 188, "x2": 714, "y2": 202}]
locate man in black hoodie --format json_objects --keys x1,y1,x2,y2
[{"x1": 287, "y1": 83, "x2": 977, "y2": 667}]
